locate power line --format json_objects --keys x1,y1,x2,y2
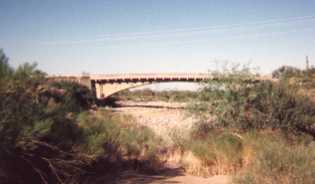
[{"x1": 42, "y1": 15, "x2": 315, "y2": 45}]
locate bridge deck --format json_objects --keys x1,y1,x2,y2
[{"x1": 90, "y1": 73, "x2": 211, "y2": 81}]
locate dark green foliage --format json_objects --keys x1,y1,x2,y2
[
  {"x1": 0, "y1": 49, "x2": 94, "y2": 155},
  {"x1": 49, "y1": 81, "x2": 95, "y2": 113},
  {"x1": 0, "y1": 49, "x2": 13, "y2": 81},
  {"x1": 272, "y1": 65, "x2": 301, "y2": 79},
  {"x1": 0, "y1": 51, "x2": 46, "y2": 154},
  {"x1": 31, "y1": 82, "x2": 96, "y2": 148},
  {"x1": 0, "y1": 86, "x2": 44, "y2": 152},
  {"x1": 273, "y1": 65, "x2": 315, "y2": 89},
  {"x1": 194, "y1": 66, "x2": 315, "y2": 136},
  {"x1": 46, "y1": 116, "x2": 84, "y2": 149},
  {"x1": 77, "y1": 111, "x2": 161, "y2": 159}
]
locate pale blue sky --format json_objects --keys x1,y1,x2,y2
[{"x1": 1, "y1": 0, "x2": 315, "y2": 75}]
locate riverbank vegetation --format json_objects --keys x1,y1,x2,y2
[
  {"x1": 180, "y1": 64, "x2": 315, "y2": 183},
  {"x1": 113, "y1": 89, "x2": 199, "y2": 102},
  {"x1": 0, "y1": 50, "x2": 166, "y2": 184}
]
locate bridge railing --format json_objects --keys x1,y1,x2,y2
[{"x1": 90, "y1": 73, "x2": 212, "y2": 81}]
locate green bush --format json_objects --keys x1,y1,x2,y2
[
  {"x1": 0, "y1": 87, "x2": 44, "y2": 152},
  {"x1": 0, "y1": 49, "x2": 95, "y2": 154},
  {"x1": 0, "y1": 51, "x2": 46, "y2": 154},
  {"x1": 193, "y1": 65, "x2": 315, "y2": 136},
  {"x1": 77, "y1": 111, "x2": 162, "y2": 159},
  {"x1": 49, "y1": 81, "x2": 95, "y2": 113},
  {"x1": 77, "y1": 112, "x2": 121, "y2": 155},
  {"x1": 272, "y1": 65, "x2": 301, "y2": 79},
  {"x1": 0, "y1": 49, "x2": 13, "y2": 83},
  {"x1": 23, "y1": 119, "x2": 54, "y2": 138},
  {"x1": 186, "y1": 64, "x2": 315, "y2": 177}
]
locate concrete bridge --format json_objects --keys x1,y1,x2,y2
[
  {"x1": 49, "y1": 73, "x2": 271, "y2": 99},
  {"x1": 49, "y1": 73, "x2": 212, "y2": 99}
]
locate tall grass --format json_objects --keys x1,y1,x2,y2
[
  {"x1": 169, "y1": 128, "x2": 244, "y2": 176},
  {"x1": 234, "y1": 132, "x2": 315, "y2": 184},
  {"x1": 171, "y1": 124, "x2": 315, "y2": 182},
  {"x1": 77, "y1": 110, "x2": 163, "y2": 162}
]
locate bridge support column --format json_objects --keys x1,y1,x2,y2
[
  {"x1": 95, "y1": 83, "x2": 103, "y2": 99},
  {"x1": 95, "y1": 82, "x2": 150, "y2": 99}
]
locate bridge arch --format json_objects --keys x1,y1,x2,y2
[
  {"x1": 94, "y1": 81, "x2": 149, "y2": 98},
  {"x1": 91, "y1": 73, "x2": 210, "y2": 99},
  {"x1": 94, "y1": 81, "x2": 202, "y2": 99}
]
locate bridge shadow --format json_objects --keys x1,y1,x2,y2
[
  {"x1": 96, "y1": 97, "x2": 185, "y2": 109},
  {"x1": 96, "y1": 96, "x2": 120, "y2": 107},
  {"x1": 80, "y1": 158, "x2": 184, "y2": 184},
  {"x1": 114, "y1": 104, "x2": 185, "y2": 109},
  {"x1": 115, "y1": 168, "x2": 183, "y2": 184}
]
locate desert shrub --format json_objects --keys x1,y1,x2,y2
[
  {"x1": 77, "y1": 112, "x2": 121, "y2": 155},
  {"x1": 114, "y1": 89, "x2": 156, "y2": 101},
  {"x1": 17, "y1": 113, "x2": 85, "y2": 152},
  {"x1": 177, "y1": 128, "x2": 244, "y2": 175},
  {"x1": 77, "y1": 111, "x2": 161, "y2": 159},
  {"x1": 49, "y1": 81, "x2": 95, "y2": 113},
  {"x1": 23, "y1": 119, "x2": 54, "y2": 138},
  {"x1": 119, "y1": 123, "x2": 160, "y2": 159},
  {"x1": 0, "y1": 49, "x2": 151, "y2": 183},
  {"x1": 0, "y1": 49, "x2": 96, "y2": 155},
  {"x1": 166, "y1": 90, "x2": 199, "y2": 102},
  {"x1": 272, "y1": 65, "x2": 301, "y2": 79},
  {"x1": 0, "y1": 86, "x2": 44, "y2": 153},
  {"x1": 185, "y1": 64, "x2": 315, "y2": 177},
  {"x1": 0, "y1": 51, "x2": 46, "y2": 155},
  {"x1": 17, "y1": 81, "x2": 94, "y2": 149},
  {"x1": 234, "y1": 133, "x2": 315, "y2": 184},
  {"x1": 0, "y1": 49, "x2": 13, "y2": 82},
  {"x1": 43, "y1": 116, "x2": 84, "y2": 149},
  {"x1": 193, "y1": 65, "x2": 315, "y2": 136}
]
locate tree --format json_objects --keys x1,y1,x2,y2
[
  {"x1": 0, "y1": 49, "x2": 13, "y2": 78},
  {"x1": 0, "y1": 50, "x2": 46, "y2": 155}
]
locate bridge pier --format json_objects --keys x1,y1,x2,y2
[{"x1": 95, "y1": 81, "x2": 150, "y2": 99}]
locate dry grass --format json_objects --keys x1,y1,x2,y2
[
  {"x1": 234, "y1": 132, "x2": 315, "y2": 184},
  {"x1": 77, "y1": 109, "x2": 165, "y2": 163}
]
